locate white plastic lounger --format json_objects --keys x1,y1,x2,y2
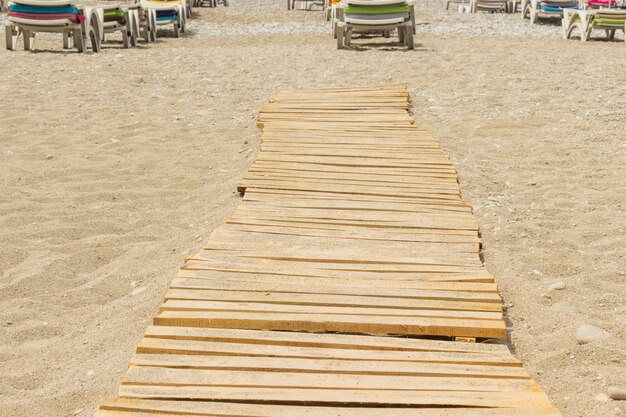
[
  {"x1": 5, "y1": 0, "x2": 102, "y2": 52},
  {"x1": 140, "y1": 0, "x2": 185, "y2": 38},
  {"x1": 563, "y1": 8, "x2": 626, "y2": 41},
  {"x1": 471, "y1": 0, "x2": 510, "y2": 12},
  {"x1": 523, "y1": 0, "x2": 577, "y2": 23},
  {"x1": 197, "y1": 0, "x2": 229, "y2": 7},
  {"x1": 94, "y1": 4, "x2": 141, "y2": 48},
  {"x1": 446, "y1": 0, "x2": 471, "y2": 12},
  {"x1": 288, "y1": 0, "x2": 323, "y2": 10},
  {"x1": 335, "y1": 0, "x2": 415, "y2": 50}
]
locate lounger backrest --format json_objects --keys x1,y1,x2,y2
[
  {"x1": 7, "y1": 0, "x2": 84, "y2": 24},
  {"x1": 595, "y1": 11, "x2": 626, "y2": 18}
]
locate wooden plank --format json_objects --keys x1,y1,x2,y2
[
  {"x1": 179, "y1": 262, "x2": 497, "y2": 284},
  {"x1": 142, "y1": 326, "x2": 514, "y2": 355},
  {"x1": 122, "y1": 366, "x2": 536, "y2": 392},
  {"x1": 164, "y1": 288, "x2": 501, "y2": 312},
  {"x1": 152, "y1": 310, "x2": 507, "y2": 338},
  {"x1": 97, "y1": 398, "x2": 562, "y2": 417},
  {"x1": 136, "y1": 338, "x2": 520, "y2": 366},
  {"x1": 158, "y1": 299, "x2": 503, "y2": 320},
  {"x1": 128, "y1": 354, "x2": 530, "y2": 379},
  {"x1": 117, "y1": 385, "x2": 553, "y2": 409},
  {"x1": 170, "y1": 276, "x2": 499, "y2": 294},
  {"x1": 209, "y1": 224, "x2": 481, "y2": 249}
]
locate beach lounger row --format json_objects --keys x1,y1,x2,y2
[
  {"x1": 460, "y1": 0, "x2": 625, "y2": 43},
  {"x1": 332, "y1": 0, "x2": 415, "y2": 50},
  {"x1": 3, "y1": 0, "x2": 226, "y2": 52}
]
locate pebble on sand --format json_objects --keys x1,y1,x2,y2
[
  {"x1": 46, "y1": 154, "x2": 54, "y2": 160},
  {"x1": 595, "y1": 393, "x2": 610, "y2": 402},
  {"x1": 608, "y1": 386, "x2": 626, "y2": 401},
  {"x1": 131, "y1": 287, "x2": 146, "y2": 296},
  {"x1": 576, "y1": 324, "x2": 612, "y2": 345},
  {"x1": 549, "y1": 281, "x2": 567, "y2": 291}
]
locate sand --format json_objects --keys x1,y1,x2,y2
[{"x1": 0, "y1": 1, "x2": 624, "y2": 417}]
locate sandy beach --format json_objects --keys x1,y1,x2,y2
[{"x1": 0, "y1": 1, "x2": 624, "y2": 416}]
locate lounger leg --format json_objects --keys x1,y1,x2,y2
[
  {"x1": 606, "y1": 29, "x2": 615, "y2": 40},
  {"x1": 23, "y1": 30, "x2": 32, "y2": 51},
  {"x1": 131, "y1": 15, "x2": 139, "y2": 46},
  {"x1": 74, "y1": 28, "x2": 85, "y2": 52},
  {"x1": 5, "y1": 23, "x2": 18, "y2": 51},
  {"x1": 581, "y1": 26, "x2": 589, "y2": 41},
  {"x1": 406, "y1": 27, "x2": 414, "y2": 50},
  {"x1": 148, "y1": 10, "x2": 157, "y2": 41},
  {"x1": 398, "y1": 27, "x2": 404, "y2": 43},
  {"x1": 88, "y1": 19, "x2": 101, "y2": 52},
  {"x1": 121, "y1": 28, "x2": 129, "y2": 48},
  {"x1": 345, "y1": 28, "x2": 351, "y2": 47},
  {"x1": 174, "y1": 15, "x2": 181, "y2": 37},
  {"x1": 336, "y1": 24, "x2": 344, "y2": 49}
]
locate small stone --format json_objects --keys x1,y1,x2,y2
[
  {"x1": 46, "y1": 154, "x2": 54, "y2": 160},
  {"x1": 130, "y1": 281, "x2": 137, "y2": 288},
  {"x1": 595, "y1": 393, "x2": 610, "y2": 402},
  {"x1": 541, "y1": 293, "x2": 551, "y2": 299},
  {"x1": 576, "y1": 324, "x2": 612, "y2": 344},
  {"x1": 528, "y1": 181, "x2": 537, "y2": 186},
  {"x1": 86, "y1": 370, "x2": 94, "y2": 377},
  {"x1": 533, "y1": 269, "x2": 543, "y2": 276},
  {"x1": 608, "y1": 386, "x2": 626, "y2": 400},
  {"x1": 549, "y1": 281, "x2": 566, "y2": 291},
  {"x1": 74, "y1": 408, "x2": 84, "y2": 415},
  {"x1": 131, "y1": 287, "x2": 146, "y2": 296},
  {"x1": 520, "y1": 232, "x2": 529, "y2": 238},
  {"x1": 115, "y1": 53, "x2": 123, "y2": 59}
]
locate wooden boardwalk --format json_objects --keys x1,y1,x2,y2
[{"x1": 95, "y1": 84, "x2": 562, "y2": 417}]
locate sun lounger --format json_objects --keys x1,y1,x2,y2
[
  {"x1": 471, "y1": 0, "x2": 511, "y2": 13},
  {"x1": 446, "y1": 0, "x2": 472, "y2": 12},
  {"x1": 94, "y1": 4, "x2": 141, "y2": 47},
  {"x1": 582, "y1": 0, "x2": 617, "y2": 8},
  {"x1": 5, "y1": 0, "x2": 101, "y2": 52},
  {"x1": 335, "y1": 0, "x2": 415, "y2": 49},
  {"x1": 288, "y1": 0, "x2": 323, "y2": 10},
  {"x1": 140, "y1": 0, "x2": 185, "y2": 38},
  {"x1": 197, "y1": 0, "x2": 229, "y2": 7},
  {"x1": 522, "y1": 0, "x2": 578, "y2": 23},
  {"x1": 563, "y1": 7, "x2": 626, "y2": 40}
]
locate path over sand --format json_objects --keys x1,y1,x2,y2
[{"x1": 94, "y1": 84, "x2": 561, "y2": 417}]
